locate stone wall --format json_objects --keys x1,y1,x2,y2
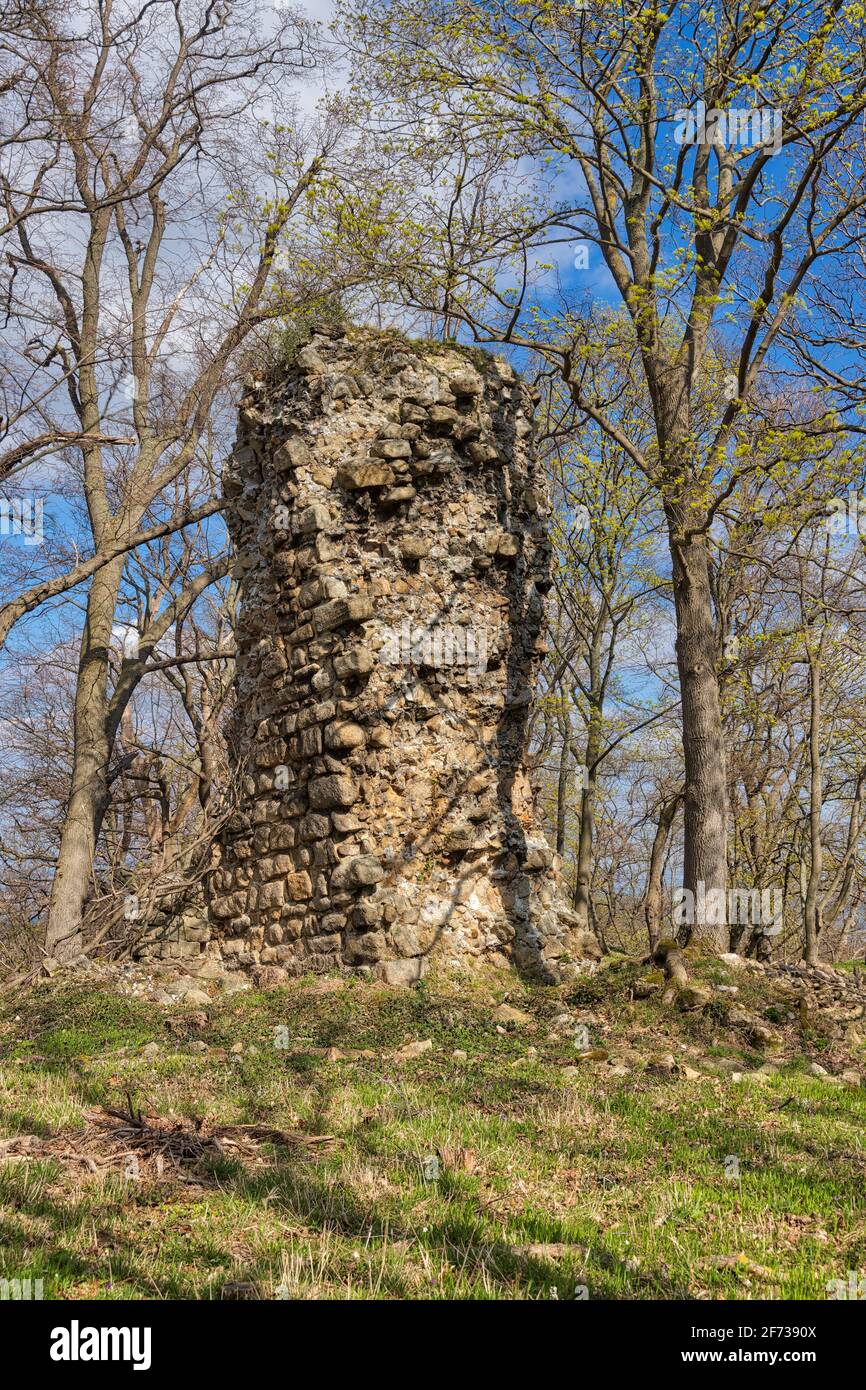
[
  {"x1": 132, "y1": 909, "x2": 212, "y2": 966},
  {"x1": 209, "y1": 325, "x2": 596, "y2": 984}
]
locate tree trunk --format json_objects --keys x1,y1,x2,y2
[
  {"x1": 803, "y1": 650, "x2": 823, "y2": 965},
  {"x1": 645, "y1": 791, "x2": 680, "y2": 951},
  {"x1": 572, "y1": 706, "x2": 601, "y2": 932},
  {"x1": 555, "y1": 715, "x2": 570, "y2": 856},
  {"x1": 45, "y1": 558, "x2": 124, "y2": 961},
  {"x1": 669, "y1": 522, "x2": 729, "y2": 950}
]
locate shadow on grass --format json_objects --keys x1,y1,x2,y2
[
  {"x1": 0, "y1": 1115, "x2": 693, "y2": 1300},
  {"x1": 221, "y1": 1158, "x2": 693, "y2": 1299}
]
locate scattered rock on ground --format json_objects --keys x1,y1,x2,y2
[
  {"x1": 493, "y1": 1003, "x2": 534, "y2": 1027},
  {"x1": 647, "y1": 1053, "x2": 677, "y2": 1075},
  {"x1": 394, "y1": 1039, "x2": 433, "y2": 1062}
]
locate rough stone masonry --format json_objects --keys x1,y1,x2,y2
[{"x1": 209, "y1": 325, "x2": 598, "y2": 985}]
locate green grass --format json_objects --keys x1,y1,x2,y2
[
  {"x1": 0, "y1": 961, "x2": 864, "y2": 1300},
  {"x1": 7, "y1": 986, "x2": 161, "y2": 1062}
]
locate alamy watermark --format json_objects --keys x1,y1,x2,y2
[
  {"x1": 674, "y1": 101, "x2": 783, "y2": 155},
  {"x1": 0, "y1": 1277, "x2": 43, "y2": 1300},
  {"x1": 0, "y1": 496, "x2": 43, "y2": 546},
  {"x1": 673, "y1": 880, "x2": 783, "y2": 936},
  {"x1": 50, "y1": 1322, "x2": 151, "y2": 1370},
  {"x1": 826, "y1": 492, "x2": 866, "y2": 538},
  {"x1": 826, "y1": 1270, "x2": 866, "y2": 1300},
  {"x1": 379, "y1": 620, "x2": 490, "y2": 678}
]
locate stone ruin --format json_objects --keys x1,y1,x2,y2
[{"x1": 206, "y1": 325, "x2": 597, "y2": 985}]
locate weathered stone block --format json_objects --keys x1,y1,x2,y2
[
  {"x1": 312, "y1": 596, "x2": 374, "y2": 633},
  {"x1": 336, "y1": 462, "x2": 395, "y2": 489},
  {"x1": 370, "y1": 440, "x2": 411, "y2": 460},
  {"x1": 275, "y1": 436, "x2": 312, "y2": 472},
  {"x1": 286, "y1": 871, "x2": 313, "y2": 901},
  {"x1": 298, "y1": 576, "x2": 347, "y2": 608},
  {"x1": 334, "y1": 647, "x2": 374, "y2": 679},
  {"x1": 330, "y1": 855, "x2": 384, "y2": 892},
  {"x1": 300, "y1": 813, "x2": 331, "y2": 841},
  {"x1": 347, "y1": 931, "x2": 390, "y2": 963},
  {"x1": 308, "y1": 775, "x2": 358, "y2": 809},
  {"x1": 325, "y1": 721, "x2": 367, "y2": 753},
  {"x1": 256, "y1": 881, "x2": 285, "y2": 910},
  {"x1": 379, "y1": 958, "x2": 427, "y2": 986},
  {"x1": 294, "y1": 504, "x2": 330, "y2": 535}
]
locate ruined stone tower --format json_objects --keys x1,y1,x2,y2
[{"x1": 209, "y1": 324, "x2": 593, "y2": 983}]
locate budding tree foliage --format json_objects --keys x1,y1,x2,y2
[{"x1": 336, "y1": 0, "x2": 866, "y2": 950}]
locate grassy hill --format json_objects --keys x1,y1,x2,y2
[{"x1": 1, "y1": 953, "x2": 864, "y2": 1300}]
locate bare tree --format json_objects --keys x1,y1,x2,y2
[{"x1": 0, "y1": 0, "x2": 350, "y2": 959}]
